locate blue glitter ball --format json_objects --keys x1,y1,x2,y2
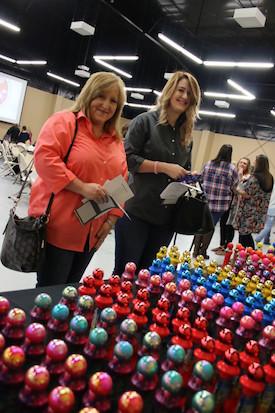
[
  {"x1": 34, "y1": 293, "x2": 52, "y2": 309},
  {"x1": 137, "y1": 356, "x2": 158, "y2": 377},
  {"x1": 78, "y1": 295, "x2": 94, "y2": 311},
  {"x1": 114, "y1": 341, "x2": 133, "y2": 360},
  {"x1": 161, "y1": 370, "x2": 183, "y2": 394},
  {"x1": 167, "y1": 345, "x2": 185, "y2": 364},
  {"x1": 120, "y1": 319, "x2": 137, "y2": 336},
  {"x1": 51, "y1": 304, "x2": 69, "y2": 321},
  {"x1": 89, "y1": 327, "x2": 108, "y2": 347},
  {"x1": 192, "y1": 390, "x2": 215, "y2": 413},
  {"x1": 62, "y1": 286, "x2": 78, "y2": 300},
  {"x1": 100, "y1": 307, "x2": 117, "y2": 324},
  {"x1": 193, "y1": 361, "x2": 214, "y2": 382},
  {"x1": 70, "y1": 315, "x2": 88, "y2": 333}
]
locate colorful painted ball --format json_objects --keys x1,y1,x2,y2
[
  {"x1": 25, "y1": 365, "x2": 50, "y2": 390},
  {"x1": 120, "y1": 318, "x2": 137, "y2": 336},
  {"x1": 143, "y1": 331, "x2": 161, "y2": 350},
  {"x1": 165, "y1": 282, "x2": 177, "y2": 294},
  {"x1": 0, "y1": 333, "x2": 5, "y2": 352},
  {"x1": 125, "y1": 262, "x2": 137, "y2": 273},
  {"x1": 220, "y1": 306, "x2": 233, "y2": 319},
  {"x1": 26, "y1": 323, "x2": 46, "y2": 343},
  {"x1": 167, "y1": 345, "x2": 186, "y2": 364},
  {"x1": 150, "y1": 275, "x2": 161, "y2": 287},
  {"x1": 118, "y1": 391, "x2": 143, "y2": 413},
  {"x1": 0, "y1": 296, "x2": 10, "y2": 314},
  {"x1": 46, "y1": 339, "x2": 68, "y2": 361},
  {"x1": 192, "y1": 390, "x2": 215, "y2": 413},
  {"x1": 89, "y1": 371, "x2": 113, "y2": 396},
  {"x1": 100, "y1": 307, "x2": 117, "y2": 324},
  {"x1": 51, "y1": 304, "x2": 70, "y2": 321},
  {"x1": 212, "y1": 293, "x2": 224, "y2": 306},
  {"x1": 232, "y1": 302, "x2": 244, "y2": 314},
  {"x1": 193, "y1": 361, "x2": 214, "y2": 382},
  {"x1": 34, "y1": 293, "x2": 52, "y2": 309},
  {"x1": 240, "y1": 316, "x2": 255, "y2": 330},
  {"x1": 78, "y1": 295, "x2": 94, "y2": 311},
  {"x1": 3, "y1": 346, "x2": 25, "y2": 368},
  {"x1": 62, "y1": 286, "x2": 78, "y2": 301},
  {"x1": 89, "y1": 327, "x2": 108, "y2": 347},
  {"x1": 65, "y1": 354, "x2": 87, "y2": 376},
  {"x1": 161, "y1": 370, "x2": 183, "y2": 394},
  {"x1": 137, "y1": 355, "x2": 158, "y2": 377},
  {"x1": 48, "y1": 386, "x2": 75, "y2": 413},
  {"x1": 69, "y1": 315, "x2": 88, "y2": 334},
  {"x1": 7, "y1": 308, "x2": 26, "y2": 325},
  {"x1": 114, "y1": 341, "x2": 133, "y2": 360}
]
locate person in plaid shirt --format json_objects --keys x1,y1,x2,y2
[{"x1": 193, "y1": 144, "x2": 238, "y2": 258}]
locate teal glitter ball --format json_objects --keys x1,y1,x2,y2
[
  {"x1": 100, "y1": 307, "x2": 117, "y2": 324},
  {"x1": 114, "y1": 341, "x2": 133, "y2": 360},
  {"x1": 161, "y1": 370, "x2": 183, "y2": 394},
  {"x1": 192, "y1": 390, "x2": 215, "y2": 413},
  {"x1": 120, "y1": 319, "x2": 137, "y2": 336},
  {"x1": 89, "y1": 327, "x2": 108, "y2": 347},
  {"x1": 78, "y1": 295, "x2": 94, "y2": 311},
  {"x1": 34, "y1": 293, "x2": 52, "y2": 309},
  {"x1": 62, "y1": 286, "x2": 78, "y2": 300},
  {"x1": 193, "y1": 361, "x2": 214, "y2": 382},
  {"x1": 143, "y1": 332, "x2": 161, "y2": 350},
  {"x1": 167, "y1": 345, "x2": 185, "y2": 364},
  {"x1": 51, "y1": 304, "x2": 69, "y2": 321},
  {"x1": 137, "y1": 356, "x2": 158, "y2": 377},
  {"x1": 70, "y1": 315, "x2": 88, "y2": 333}
]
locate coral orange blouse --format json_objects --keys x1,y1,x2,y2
[{"x1": 29, "y1": 110, "x2": 128, "y2": 252}]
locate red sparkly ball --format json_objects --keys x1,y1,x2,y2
[
  {"x1": 0, "y1": 296, "x2": 10, "y2": 314},
  {"x1": 48, "y1": 386, "x2": 75, "y2": 413},
  {"x1": 46, "y1": 339, "x2": 68, "y2": 361},
  {"x1": 26, "y1": 323, "x2": 46, "y2": 343},
  {"x1": 225, "y1": 348, "x2": 240, "y2": 365},
  {"x1": 89, "y1": 371, "x2": 113, "y2": 396},
  {"x1": 240, "y1": 316, "x2": 255, "y2": 330},
  {"x1": 65, "y1": 354, "x2": 87, "y2": 377},
  {"x1": 125, "y1": 262, "x2": 136, "y2": 273},
  {"x1": 150, "y1": 275, "x2": 161, "y2": 287},
  {"x1": 92, "y1": 268, "x2": 104, "y2": 279},
  {"x1": 25, "y1": 365, "x2": 50, "y2": 390},
  {"x1": 118, "y1": 391, "x2": 143, "y2": 413},
  {"x1": 3, "y1": 346, "x2": 25, "y2": 368},
  {"x1": 7, "y1": 308, "x2": 26, "y2": 325},
  {"x1": 0, "y1": 333, "x2": 5, "y2": 352}
]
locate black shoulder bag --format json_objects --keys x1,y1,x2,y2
[{"x1": 0, "y1": 114, "x2": 78, "y2": 273}]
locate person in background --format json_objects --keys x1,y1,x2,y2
[
  {"x1": 17, "y1": 126, "x2": 31, "y2": 144},
  {"x1": 193, "y1": 144, "x2": 239, "y2": 258},
  {"x1": 4, "y1": 124, "x2": 20, "y2": 143},
  {"x1": 28, "y1": 71, "x2": 128, "y2": 286},
  {"x1": 234, "y1": 154, "x2": 274, "y2": 248},
  {"x1": 114, "y1": 71, "x2": 201, "y2": 274},
  {"x1": 255, "y1": 182, "x2": 275, "y2": 245},
  {"x1": 213, "y1": 157, "x2": 251, "y2": 255}
]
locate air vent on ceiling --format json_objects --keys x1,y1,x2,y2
[
  {"x1": 214, "y1": 100, "x2": 230, "y2": 109},
  {"x1": 130, "y1": 92, "x2": 144, "y2": 100},
  {"x1": 70, "y1": 21, "x2": 95, "y2": 36},
  {"x1": 233, "y1": 7, "x2": 266, "y2": 28}
]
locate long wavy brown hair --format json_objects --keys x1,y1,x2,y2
[{"x1": 155, "y1": 71, "x2": 201, "y2": 146}]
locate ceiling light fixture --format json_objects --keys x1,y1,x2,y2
[
  {"x1": 125, "y1": 87, "x2": 152, "y2": 92},
  {"x1": 204, "y1": 92, "x2": 253, "y2": 100},
  {"x1": 17, "y1": 60, "x2": 47, "y2": 65},
  {"x1": 204, "y1": 61, "x2": 273, "y2": 69},
  {"x1": 227, "y1": 79, "x2": 255, "y2": 99},
  {"x1": 271, "y1": 110, "x2": 275, "y2": 117},
  {"x1": 125, "y1": 102, "x2": 153, "y2": 109},
  {"x1": 47, "y1": 72, "x2": 80, "y2": 87},
  {"x1": 153, "y1": 90, "x2": 161, "y2": 96},
  {"x1": 0, "y1": 18, "x2": 20, "y2": 32},
  {"x1": 130, "y1": 92, "x2": 144, "y2": 100},
  {"x1": 158, "y1": 33, "x2": 203, "y2": 64},
  {"x1": 94, "y1": 55, "x2": 138, "y2": 61},
  {"x1": 93, "y1": 58, "x2": 132, "y2": 78},
  {"x1": 199, "y1": 110, "x2": 236, "y2": 118},
  {"x1": 0, "y1": 53, "x2": 16, "y2": 63}
]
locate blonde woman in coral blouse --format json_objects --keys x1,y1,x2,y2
[{"x1": 29, "y1": 72, "x2": 128, "y2": 287}]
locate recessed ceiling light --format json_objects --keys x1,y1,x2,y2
[
  {"x1": 0, "y1": 18, "x2": 20, "y2": 32},
  {"x1": 93, "y1": 58, "x2": 132, "y2": 79},
  {"x1": 17, "y1": 60, "x2": 47, "y2": 65},
  {"x1": 199, "y1": 110, "x2": 236, "y2": 118},
  {"x1": 204, "y1": 61, "x2": 273, "y2": 69},
  {"x1": 227, "y1": 79, "x2": 255, "y2": 99},
  {"x1": 47, "y1": 72, "x2": 80, "y2": 87},
  {"x1": 0, "y1": 53, "x2": 16, "y2": 63},
  {"x1": 125, "y1": 102, "x2": 153, "y2": 109},
  {"x1": 158, "y1": 33, "x2": 203, "y2": 64},
  {"x1": 93, "y1": 55, "x2": 138, "y2": 61},
  {"x1": 125, "y1": 87, "x2": 152, "y2": 92},
  {"x1": 271, "y1": 110, "x2": 275, "y2": 117}
]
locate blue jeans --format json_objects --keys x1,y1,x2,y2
[{"x1": 255, "y1": 215, "x2": 275, "y2": 243}]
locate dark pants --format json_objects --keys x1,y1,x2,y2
[
  {"x1": 193, "y1": 211, "x2": 224, "y2": 257},
  {"x1": 114, "y1": 214, "x2": 174, "y2": 275},
  {"x1": 220, "y1": 209, "x2": 235, "y2": 247},
  {"x1": 37, "y1": 241, "x2": 96, "y2": 287},
  {"x1": 239, "y1": 234, "x2": 255, "y2": 249}
]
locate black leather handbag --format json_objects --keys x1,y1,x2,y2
[
  {"x1": 0, "y1": 114, "x2": 78, "y2": 273},
  {"x1": 172, "y1": 190, "x2": 214, "y2": 235}
]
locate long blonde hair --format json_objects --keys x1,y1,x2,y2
[
  {"x1": 70, "y1": 71, "x2": 126, "y2": 139},
  {"x1": 156, "y1": 71, "x2": 201, "y2": 146}
]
